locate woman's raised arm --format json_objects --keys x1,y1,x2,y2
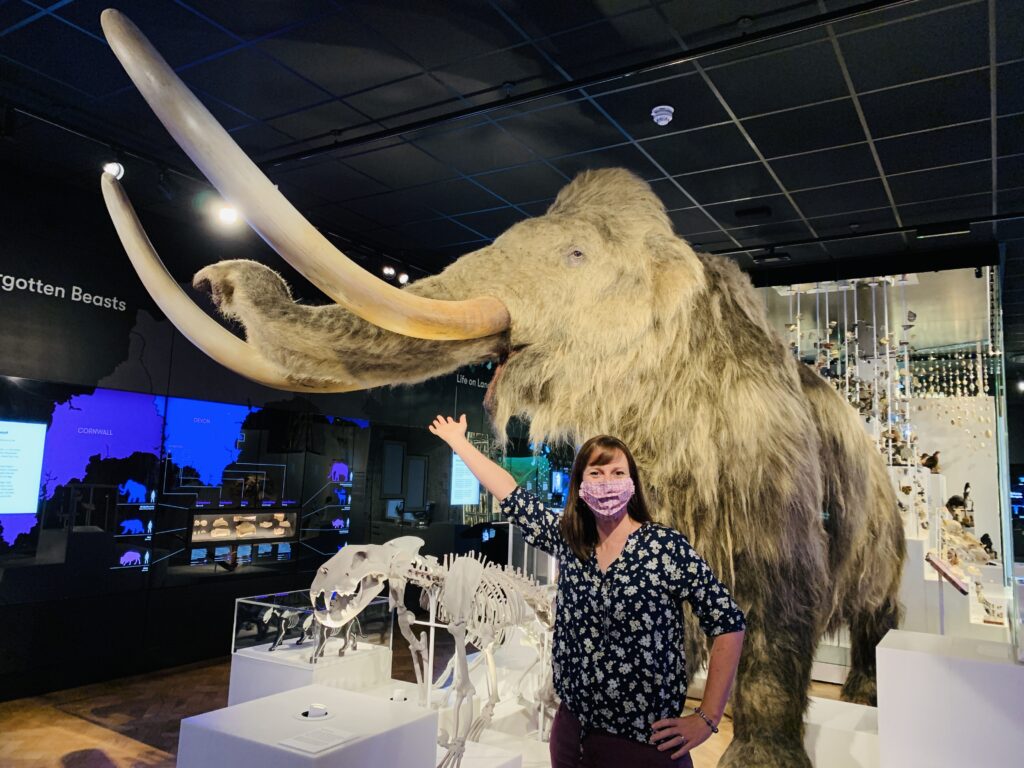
[{"x1": 428, "y1": 414, "x2": 517, "y2": 501}]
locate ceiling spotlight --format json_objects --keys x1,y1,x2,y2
[
  {"x1": 382, "y1": 265, "x2": 396, "y2": 278},
  {"x1": 397, "y1": 272, "x2": 409, "y2": 285},
  {"x1": 651, "y1": 105, "x2": 674, "y2": 127},
  {"x1": 216, "y1": 204, "x2": 240, "y2": 225},
  {"x1": 1018, "y1": 380, "x2": 1024, "y2": 393},
  {"x1": 103, "y1": 161, "x2": 125, "y2": 180}
]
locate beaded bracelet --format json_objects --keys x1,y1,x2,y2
[{"x1": 693, "y1": 706, "x2": 719, "y2": 734}]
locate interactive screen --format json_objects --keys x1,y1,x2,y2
[
  {"x1": 450, "y1": 452, "x2": 481, "y2": 505},
  {"x1": 0, "y1": 420, "x2": 47, "y2": 516}
]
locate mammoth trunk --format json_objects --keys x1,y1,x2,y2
[{"x1": 196, "y1": 260, "x2": 508, "y2": 390}]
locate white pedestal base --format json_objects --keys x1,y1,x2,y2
[
  {"x1": 877, "y1": 630, "x2": 1024, "y2": 768},
  {"x1": 178, "y1": 684, "x2": 437, "y2": 767},
  {"x1": 804, "y1": 697, "x2": 878, "y2": 768},
  {"x1": 229, "y1": 642, "x2": 392, "y2": 705}
]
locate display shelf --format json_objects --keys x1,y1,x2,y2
[{"x1": 190, "y1": 510, "x2": 298, "y2": 545}]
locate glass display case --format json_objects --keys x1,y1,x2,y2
[
  {"x1": 760, "y1": 267, "x2": 1019, "y2": 667},
  {"x1": 233, "y1": 589, "x2": 393, "y2": 666},
  {"x1": 190, "y1": 509, "x2": 299, "y2": 544}
]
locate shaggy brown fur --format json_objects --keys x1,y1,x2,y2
[{"x1": 187, "y1": 169, "x2": 904, "y2": 767}]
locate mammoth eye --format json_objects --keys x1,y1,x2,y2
[{"x1": 565, "y1": 247, "x2": 586, "y2": 266}]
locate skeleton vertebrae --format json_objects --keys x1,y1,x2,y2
[{"x1": 310, "y1": 538, "x2": 556, "y2": 768}]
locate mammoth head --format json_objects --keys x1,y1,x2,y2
[{"x1": 99, "y1": 10, "x2": 708, "y2": 443}]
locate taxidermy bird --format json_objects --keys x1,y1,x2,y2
[{"x1": 920, "y1": 451, "x2": 941, "y2": 473}]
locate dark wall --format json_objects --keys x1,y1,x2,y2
[{"x1": 0, "y1": 163, "x2": 498, "y2": 700}]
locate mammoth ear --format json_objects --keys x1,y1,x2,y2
[{"x1": 645, "y1": 232, "x2": 706, "y2": 325}]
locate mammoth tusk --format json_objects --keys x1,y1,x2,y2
[
  {"x1": 100, "y1": 173, "x2": 361, "y2": 393},
  {"x1": 100, "y1": 9, "x2": 510, "y2": 342}
]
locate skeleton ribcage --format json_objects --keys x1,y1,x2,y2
[{"x1": 434, "y1": 555, "x2": 535, "y2": 648}]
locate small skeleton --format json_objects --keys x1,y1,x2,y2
[{"x1": 310, "y1": 537, "x2": 556, "y2": 768}]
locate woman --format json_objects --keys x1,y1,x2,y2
[{"x1": 429, "y1": 414, "x2": 746, "y2": 768}]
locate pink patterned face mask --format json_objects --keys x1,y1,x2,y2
[{"x1": 579, "y1": 476, "x2": 635, "y2": 518}]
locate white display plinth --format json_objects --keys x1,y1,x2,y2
[
  {"x1": 877, "y1": 630, "x2": 1024, "y2": 768},
  {"x1": 178, "y1": 684, "x2": 437, "y2": 768},
  {"x1": 229, "y1": 642, "x2": 392, "y2": 705},
  {"x1": 803, "y1": 697, "x2": 878, "y2": 768}
]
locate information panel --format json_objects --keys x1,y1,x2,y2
[
  {"x1": 0, "y1": 420, "x2": 47, "y2": 515},
  {"x1": 450, "y1": 452, "x2": 481, "y2": 506}
]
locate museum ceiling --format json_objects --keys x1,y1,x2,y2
[{"x1": 1, "y1": 0, "x2": 1022, "y2": 371}]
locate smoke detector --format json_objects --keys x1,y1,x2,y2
[{"x1": 651, "y1": 105, "x2": 674, "y2": 126}]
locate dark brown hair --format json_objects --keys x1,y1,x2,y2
[{"x1": 559, "y1": 435, "x2": 653, "y2": 561}]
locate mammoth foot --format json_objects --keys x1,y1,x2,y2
[
  {"x1": 840, "y1": 669, "x2": 877, "y2": 706},
  {"x1": 719, "y1": 737, "x2": 811, "y2": 768}
]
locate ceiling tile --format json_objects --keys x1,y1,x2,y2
[
  {"x1": 702, "y1": 195, "x2": 799, "y2": 229},
  {"x1": 343, "y1": 74, "x2": 458, "y2": 122},
  {"x1": 397, "y1": 217, "x2": 481, "y2": 248},
  {"x1": 669, "y1": 207, "x2": 718, "y2": 236},
  {"x1": 265, "y1": 100, "x2": 368, "y2": 142},
  {"x1": 661, "y1": 2, "x2": 828, "y2": 53},
  {"x1": 888, "y1": 162, "x2": 992, "y2": 204},
  {"x1": 806, "y1": 207, "x2": 899, "y2": 237},
  {"x1": 550, "y1": 144, "x2": 661, "y2": 180},
  {"x1": 270, "y1": 158, "x2": 387, "y2": 206},
  {"x1": 2, "y1": 15, "x2": 131, "y2": 98},
  {"x1": 227, "y1": 123, "x2": 295, "y2": 156},
  {"x1": 594, "y1": 72, "x2": 729, "y2": 139},
  {"x1": 183, "y1": 48, "x2": 327, "y2": 120},
  {"x1": 649, "y1": 178, "x2": 697, "y2": 210},
  {"x1": 997, "y1": 60, "x2": 1024, "y2": 116},
  {"x1": 742, "y1": 99, "x2": 864, "y2": 157},
  {"x1": 792, "y1": 179, "x2": 892, "y2": 218},
  {"x1": 454, "y1": 207, "x2": 526, "y2": 239},
  {"x1": 415, "y1": 122, "x2": 536, "y2": 175},
  {"x1": 473, "y1": 163, "x2": 570, "y2": 204},
  {"x1": 433, "y1": 46, "x2": 562, "y2": 104},
  {"x1": 996, "y1": 0, "x2": 1024, "y2": 63},
  {"x1": 837, "y1": 1, "x2": 988, "y2": 91},
  {"x1": 342, "y1": 142, "x2": 457, "y2": 188},
  {"x1": 641, "y1": 123, "x2": 759, "y2": 175},
  {"x1": 498, "y1": 99, "x2": 626, "y2": 157},
  {"x1": 258, "y1": 14, "x2": 422, "y2": 96},
  {"x1": 705, "y1": 40, "x2": 848, "y2": 118},
  {"x1": 998, "y1": 155, "x2": 1024, "y2": 189},
  {"x1": 770, "y1": 143, "x2": 878, "y2": 191},
  {"x1": 675, "y1": 162, "x2": 782, "y2": 206},
  {"x1": 499, "y1": 0, "x2": 649, "y2": 38},
  {"x1": 898, "y1": 193, "x2": 993, "y2": 226},
  {"x1": 414, "y1": 178, "x2": 504, "y2": 216},
  {"x1": 343, "y1": 189, "x2": 437, "y2": 227},
  {"x1": 729, "y1": 220, "x2": 814, "y2": 247},
  {"x1": 876, "y1": 121, "x2": 992, "y2": 175},
  {"x1": 859, "y1": 69, "x2": 990, "y2": 138},
  {"x1": 182, "y1": 0, "x2": 338, "y2": 40},
  {"x1": 347, "y1": 0, "x2": 519, "y2": 68},
  {"x1": 533, "y1": 8, "x2": 678, "y2": 79},
  {"x1": 999, "y1": 115, "x2": 1024, "y2": 156}
]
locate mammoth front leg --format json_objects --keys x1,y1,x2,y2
[{"x1": 720, "y1": 570, "x2": 824, "y2": 768}]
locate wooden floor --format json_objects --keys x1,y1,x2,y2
[{"x1": 0, "y1": 642, "x2": 842, "y2": 767}]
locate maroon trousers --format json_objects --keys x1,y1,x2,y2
[{"x1": 548, "y1": 704, "x2": 695, "y2": 768}]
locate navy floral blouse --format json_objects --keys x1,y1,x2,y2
[{"x1": 499, "y1": 486, "x2": 746, "y2": 745}]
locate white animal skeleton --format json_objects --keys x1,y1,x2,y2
[{"x1": 310, "y1": 537, "x2": 557, "y2": 767}]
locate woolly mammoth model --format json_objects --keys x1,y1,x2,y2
[{"x1": 98, "y1": 10, "x2": 904, "y2": 767}]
